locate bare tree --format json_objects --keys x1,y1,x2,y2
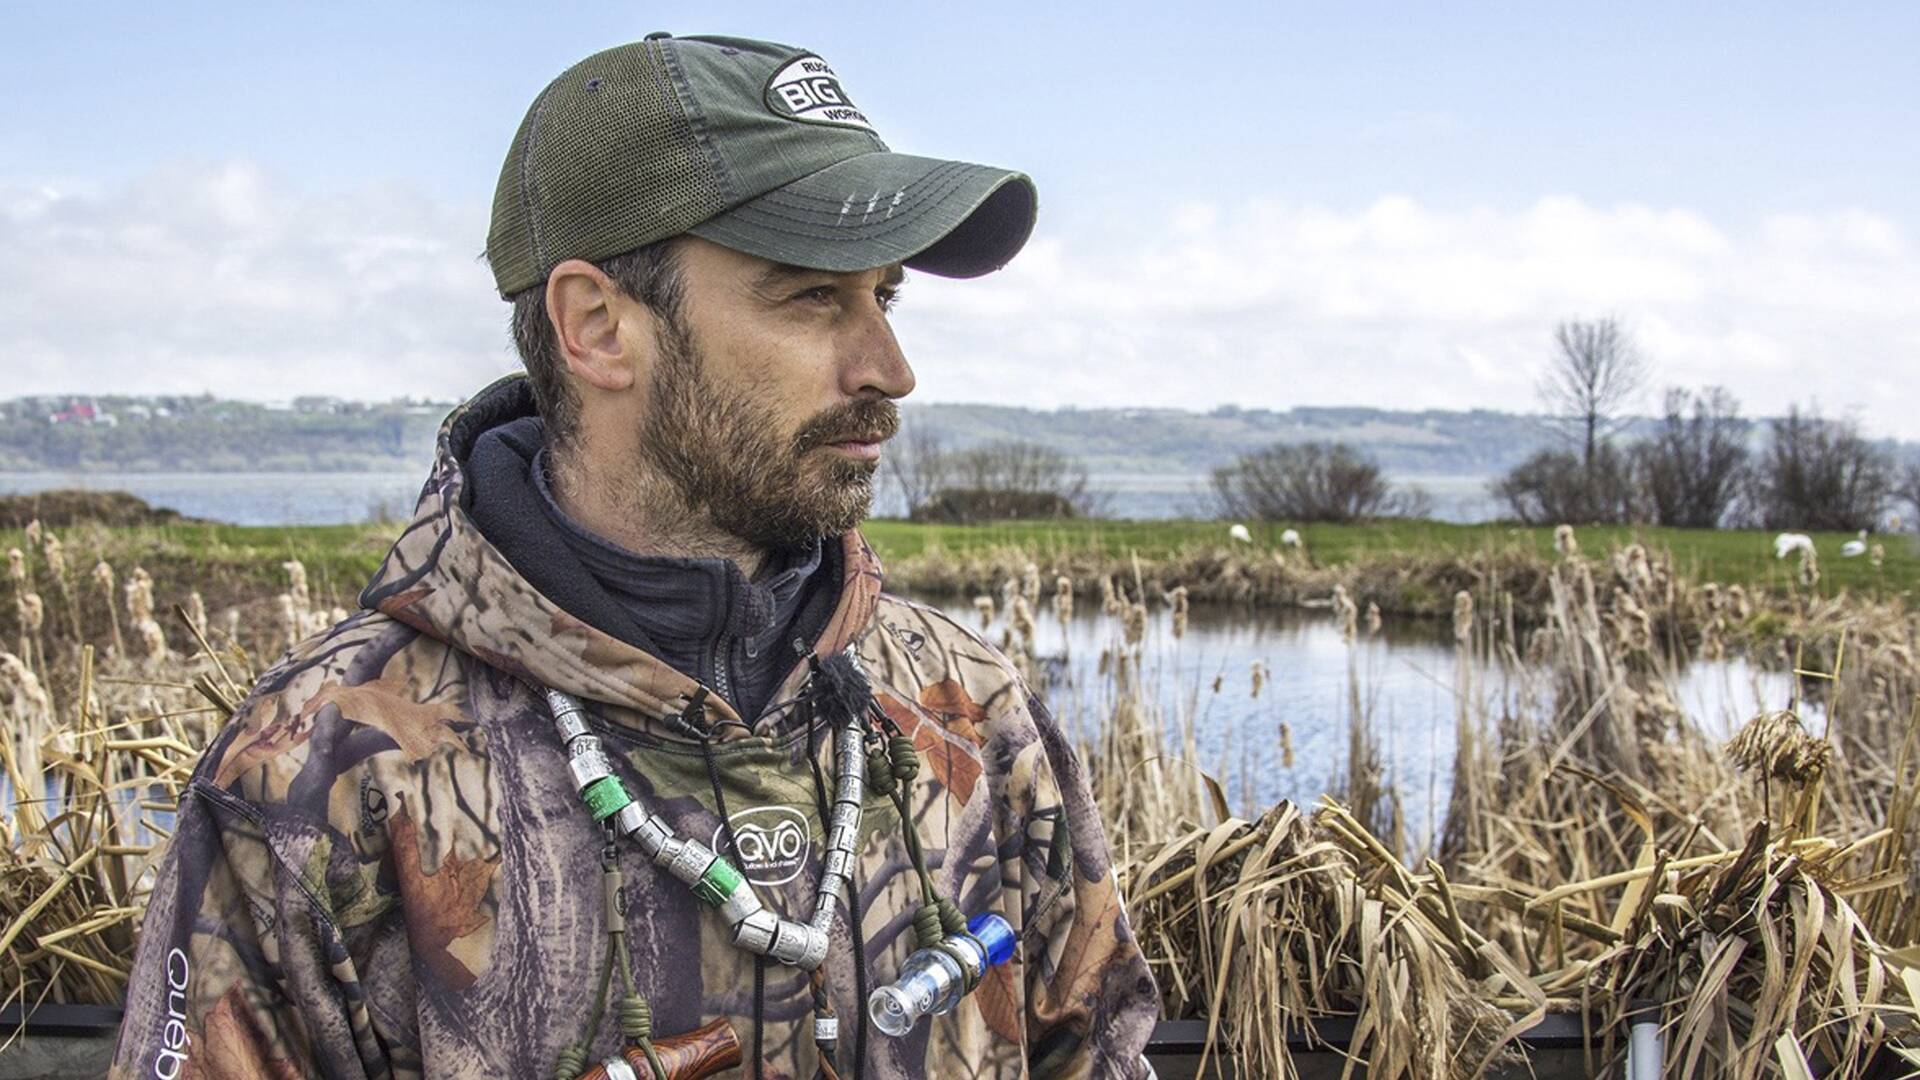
[
  {"x1": 1491, "y1": 443, "x2": 1639, "y2": 525},
  {"x1": 1745, "y1": 405, "x2": 1893, "y2": 531},
  {"x1": 1632, "y1": 387, "x2": 1750, "y2": 528},
  {"x1": 881, "y1": 422, "x2": 949, "y2": 519},
  {"x1": 1896, "y1": 460, "x2": 1920, "y2": 530},
  {"x1": 1539, "y1": 318, "x2": 1649, "y2": 475},
  {"x1": 914, "y1": 440, "x2": 1096, "y2": 522},
  {"x1": 1212, "y1": 441, "x2": 1425, "y2": 523}
]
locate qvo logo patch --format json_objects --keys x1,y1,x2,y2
[
  {"x1": 763, "y1": 55, "x2": 875, "y2": 133},
  {"x1": 715, "y1": 805, "x2": 813, "y2": 886}
]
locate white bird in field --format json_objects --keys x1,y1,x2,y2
[
  {"x1": 1773, "y1": 533, "x2": 1814, "y2": 560},
  {"x1": 1280, "y1": 528, "x2": 1303, "y2": 548},
  {"x1": 1228, "y1": 523, "x2": 1253, "y2": 544},
  {"x1": 1841, "y1": 529, "x2": 1869, "y2": 558}
]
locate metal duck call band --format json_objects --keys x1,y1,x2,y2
[{"x1": 546, "y1": 688, "x2": 864, "y2": 972}]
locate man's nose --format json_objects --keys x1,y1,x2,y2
[{"x1": 843, "y1": 315, "x2": 916, "y2": 400}]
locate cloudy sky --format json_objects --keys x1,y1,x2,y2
[{"x1": 5, "y1": 3, "x2": 1917, "y2": 434}]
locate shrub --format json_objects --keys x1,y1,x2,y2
[
  {"x1": 1212, "y1": 441, "x2": 1422, "y2": 523},
  {"x1": 1632, "y1": 387, "x2": 1749, "y2": 528},
  {"x1": 906, "y1": 440, "x2": 1096, "y2": 523},
  {"x1": 1491, "y1": 443, "x2": 1638, "y2": 525},
  {"x1": 1745, "y1": 407, "x2": 1894, "y2": 531}
]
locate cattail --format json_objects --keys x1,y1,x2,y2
[
  {"x1": 1021, "y1": 563, "x2": 1041, "y2": 609},
  {"x1": 1870, "y1": 543, "x2": 1885, "y2": 569},
  {"x1": 1250, "y1": 659, "x2": 1268, "y2": 699},
  {"x1": 184, "y1": 591, "x2": 208, "y2": 635},
  {"x1": 1612, "y1": 592, "x2": 1653, "y2": 653},
  {"x1": 94, "y1": 561, "x2": 126, "y2": 658},
  {"x1": 1552, "y1": 523, "x2": 1578, "y2": 557},
  {"x1": 125, "y1": 567, "x2": 156, "y2": 622},
  {"x1": 17, "y1": 591, "x2": 44, "y2": 636},
  {"x1": 1728, "y1": 709, "x2": 1830, "y2": 785},
  {"x1": 136, "y1": 618, "x2": 170, "y2": 665},
  {"x1": 1010, "y1": 595, "x2": 1037, "y2": 653},
  {"x1": 23, "y1": 519, "x2": 41, "y2": 548},
  {"x1": 1123, "y1": 602, "x2": 1147, "y2": 647},
  {"x1": 1797, "y1": 545, "x2": 1820, "y2": 589},
  {"x1": 1168, "y1": 586, "x2": 1189, "y2": 640},
  {"x1": 6, "y1": 548, "x2": 24, "y2": 585},
  {"x1": 1700, "y1": 618, "x2": 1726, "y2": 661},
  {"x1": 0, "y1": 649, "x2": 53, "y2": 724},
  {"x1": 1701, "y1": 582, "x2": 1722, "y2": 614},
  {"x1": 1052, "y1": 576, "x2": 1074, "y2": 624},
  {"x1": 283, "y1": 559, "x2": 312, "y2": 616},
  {"x1": 1726, "y1": 583, "x2": 1751, "y2": 621},
  {"x1": 972, "y1": 594, "x2": 995, "y2": 630},
  {"x1": 223, "y1": 608, "x2": 242, "y2": 644},
  {"x1": 1624, "y1": 544, "x2": 1653, "y2": 593},
  {"x1": 1365, "y1": 601, "x2": 1382, "y2": 636},
  {"x1": 1332, "y1": 584, "x2": 1358, "y2": 644},
  {"x1": 1100, "y1": 575, "x2": 1123, "y2": 616},
  {"x1": 278, "y1": 593, "x2": 301, "y2": 650},
  {"x1": 40, "y1": 531, "x2": 64, "y2": 580},
  {"x1": 1451, "y1": 591, "x2": 1474, "y2": 645},
  {"x1": 1279, "y1": 721, "x2": 1294, "y2": 769}
]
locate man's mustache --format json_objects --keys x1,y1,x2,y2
[{"x1": 793, "y1": 399, "x2": 901, "y2": 452}]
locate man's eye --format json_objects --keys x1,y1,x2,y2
[{"x1": 875, "y1": 286, "x2": 902, "y2": 312}]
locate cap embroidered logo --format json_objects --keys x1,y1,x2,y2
[
  {"x1": 763, "y1": 55, "x2": 875, "y2": 133},
  {"x1": 716, "y1": 805, "x2": 814, "y2": 886}
]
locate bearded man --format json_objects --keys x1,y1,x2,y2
[{"x1": 111, "y1": 33, "x2": 1158, "y2": 1080}]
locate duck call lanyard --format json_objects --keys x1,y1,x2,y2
[{"x1": 544, "y1": 651, "x2": 975, "y2": 1080}]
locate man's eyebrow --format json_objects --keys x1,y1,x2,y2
[{"x1": 751, "y1": 262, "x2": 907, "y2": 290}]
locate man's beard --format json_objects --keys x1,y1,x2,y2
[{"x1": 637, "y1": 315, "x2": 899, "y2": 553}]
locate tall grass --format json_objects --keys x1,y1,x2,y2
[{"x1": 3, "y1": 521, "x2": 1918, "y2": 1076}]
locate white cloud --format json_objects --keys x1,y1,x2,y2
[
  {"x1": 0, "y1": 163, "x2": 515, "y2": 403},
  {"x1": 4, "y1": 165, "x2": 1918, "y2": 440},
  {"x1": 893, "y1": 194, "x2": 1920, "y2": 438}
]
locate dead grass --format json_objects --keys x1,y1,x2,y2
[{"x1": 2, "y1": 521, "x2": 1918, "y2": 1076}]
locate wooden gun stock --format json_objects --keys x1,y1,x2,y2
[{"x1": 572, "y1": 1017, "x2": 743, "y2": 1080}]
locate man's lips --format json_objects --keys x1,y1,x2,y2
[{"x1": 823, "y1": 438, "x2": 885, "y2": 462}]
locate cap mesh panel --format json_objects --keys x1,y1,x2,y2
[{"x1": 487, "y1": 42, "x2": 726, "y2": 297}]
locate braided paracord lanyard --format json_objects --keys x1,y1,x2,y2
[{"x1": 546, "y1": 657, "x2": 965, "y2": 1078}]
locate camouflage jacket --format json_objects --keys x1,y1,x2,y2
[{"x1": 110, "y1": 384, "x2": 1159, "y2": 1079}]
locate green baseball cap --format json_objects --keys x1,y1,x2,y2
[{"x1": 487, "y1": 34, "x2": 1038, "y2": 298}]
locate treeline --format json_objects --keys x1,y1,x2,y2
[
  {"x1": 1489, "y1": 318, "x2": 1911, "y2": 531},
  {"x1": 0, "y1": 395, "x2": 445, "y2": 471},
  {"x1": 1495, "y1": 394, "x2": 1912, "y2": 531},
  {"x1": 883, "y1": 317, "x2": 1918, "y2": 529}
]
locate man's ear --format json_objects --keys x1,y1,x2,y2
[{"x1": 546, "y1": 259, "x2": 637, "y2": 393}]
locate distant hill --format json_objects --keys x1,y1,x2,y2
[
  {"x1": 4, "y1": 393, "x2": 1911, "y2": 523},
  {"x1": 903, "y1": 402, "x2": 1580, "y2": 479},
  {"x1": 0, "y1": 394, "x2": 448, "y2": 472},
  {"x1": 0, "y1": 393, "x2": 1584, "y2": 476}
]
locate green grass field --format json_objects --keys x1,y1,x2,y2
[
  {"x1": 5, "y1": 517, "x2": 1915, "y2": 607},
  {"x1": 861, "y1": 518, "x2": 1919, "y2": 601}
]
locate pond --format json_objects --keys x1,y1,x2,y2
[
  {"x1": 5, "y1": 604, "x2": 1806, "y2": 858},
  {"x1": 935, "y1": 600, "x2": 1806, "y2": 850}
]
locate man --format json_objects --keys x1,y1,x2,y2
[{"x1": 111, "y1": 33, "x2": 1158, "y2": 1079}]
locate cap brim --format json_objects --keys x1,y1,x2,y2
[{"x1": 686, "y1": 152, "x2": 1036, "y2": 279}]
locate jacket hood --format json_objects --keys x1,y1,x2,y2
[{"x1": 359, "y1": 374, "x2": 884, "y2": 735}]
